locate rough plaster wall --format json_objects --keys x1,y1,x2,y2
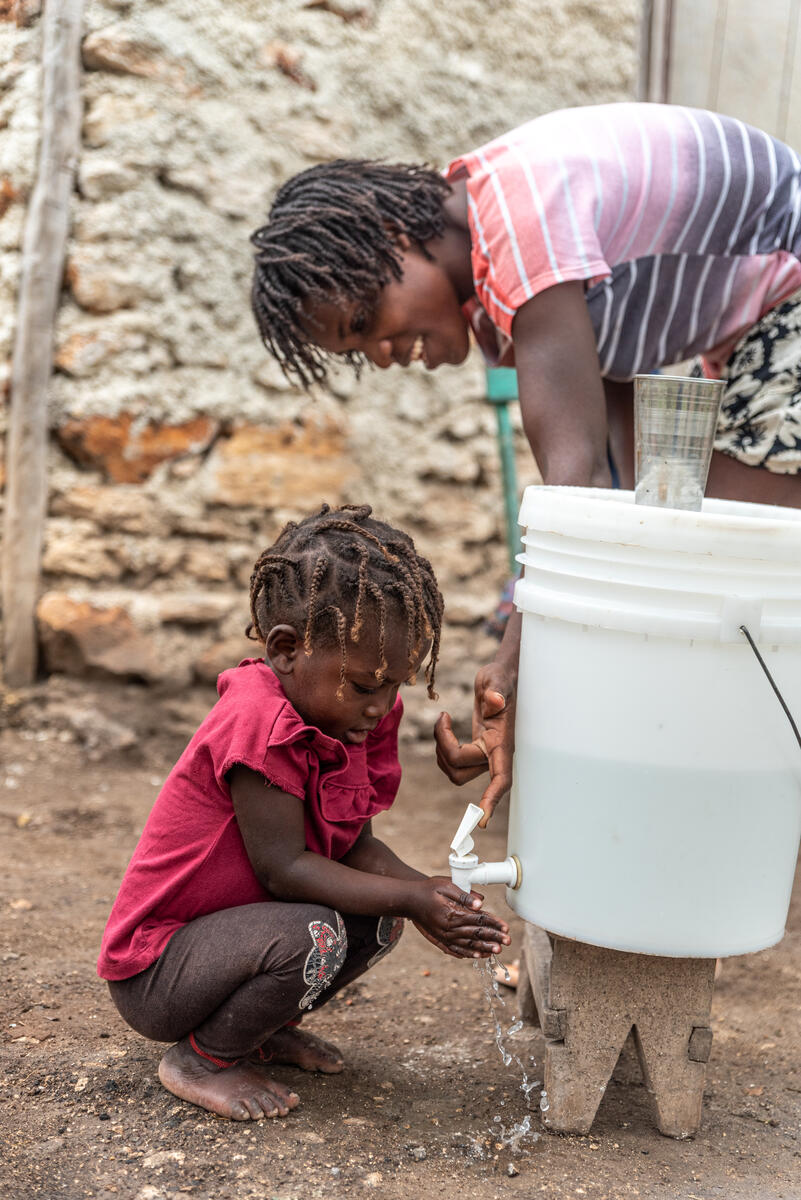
[{"x1": 1, "y1": 0, "x2": 639, "y2": 735}]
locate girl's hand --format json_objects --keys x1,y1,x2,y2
[{"x1": 409, "y1": 877, "x2": 511, "y2": 959}]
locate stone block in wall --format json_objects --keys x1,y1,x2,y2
[
  {"x1": 37, "y1": 592, "x2": 165, "y2": 683},
  {"x1": 229, "y1": 543, "x2": 260, "y2": 588},
  {"x1": 411, "y1": 490, "x2": 500, "y2": 546},
  {"x1": 205, "y1": 418, "x2": 357, "y2": 509},
  {"x1": 181, "y1": 543, "x2": 233, "y2": 584},
  {"x1": 51, "y1": 484, "x2": 167, "y2": 535},
  {"x1": 35, "y1": 588, "x2": 246, "y2": 689},
  {"x1": 445, "y1": 593, "x2": 495, "y2": 627},
  {"x1": 252, "y1": 355, "x2": 296, "y2": 395},
  {"x1": 160, "y1": 163, "x2": 271, "y2": 222},
  {"x1": 110, "y1": 536, "x2": 184, "y2": 583},
  {"x1": 155, "y1": 592, "x2": 238, "y2": 627},
  {"x1": 77, "y1": 156, "x2": 139, "y2": 201},
  {"x1": 0, "y1": 199, "x2": 24, "y2": 253},
  {"x1": 83, "y1": 93, "x2": 159, "y2": 149},
  {"x1": 66, "y1": 244, "x2": 172, "y2": 313},
  {"x1": 417, "y1": 442, "x2": 482, "y2": 485},
  {"x1": 167, "y1": 509, "x2": 247, "y2": 541},
  {"x1": 0, "y1": 176, "x2": 20, "y2": 218},
  {"x1": 194, "y1": 635, "x2": 259, "y2": 686},
  {"x1": 56, "y1": 413, "x2": 218, "y2": 484},
  {"x1": 54, "y1": 314, "x2": 161, "y2": 377},
  {"x1": 161, "y1": 303, "x2": 231, "y2": 369},
  {"x1": 82, "y1": 15, "x2": 229, "y2": 93},
  {"x1": 42, "y1": 518, "x2": 123, "y2": 582}
]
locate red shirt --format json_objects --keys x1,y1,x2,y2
[{"x1": 98, "y1": 659, "x2": 402, "y2": 981}]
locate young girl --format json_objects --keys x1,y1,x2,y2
[
  {"x1": 250, "y1": 102, "x2": 801, "y2": 823},
  {"x1": 98, "y1": 503, "x2": 510, "y2": 1122}
]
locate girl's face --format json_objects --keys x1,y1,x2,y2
[
  {"x1": 267, "y1": 622, "x2": 428, "y2": 746},
  {"x1": 302, "y1": 237, "x2": 472, "y2": 373}
]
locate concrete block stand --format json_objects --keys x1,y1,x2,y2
[{"x1": 516, "y1": 924, "x2": 717, "y2": 1139}]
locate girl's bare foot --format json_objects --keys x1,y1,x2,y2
[
  {"x1": 158, "y1": 1039, "x2": 300, "y2": 1121},
  {"x1": 492, "y1": 958, "x2": 520, "y2": 989},
  {"x1": 256, "y1": 1025, "x2": 344, "y2": 1073}
]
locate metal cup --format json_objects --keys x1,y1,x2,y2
[{"x1": 633, "y1": 374, "x2": 725, "y2": 512}]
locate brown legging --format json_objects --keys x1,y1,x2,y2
[{"x1": 107, "y1": 902, "x2": 403, "y2": 1063}]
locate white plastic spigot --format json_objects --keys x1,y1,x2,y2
[{"x1": 448, "y1": 802, "x2": 521, "y2": 892}]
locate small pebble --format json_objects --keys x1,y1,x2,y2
[
  {"x1": 330, "y1": 1167, "x2": 341, "y2": 1177},
  {"x1": 507, "y1": 1163, "x2": 519, "y2": 1177},
  {"x1": 409, "y1": 1146, "x2": 426, "y2": 1161}
]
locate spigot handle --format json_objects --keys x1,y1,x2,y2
[{"x1": 450, "y1": 803, "x2": 485, "y2": 857}]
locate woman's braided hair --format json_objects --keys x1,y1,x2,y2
[
  {"x1": 249, "y1": 503, "x2": 444, "y2": 699},
  {"x1": 250, "y1": 159, "x2": 451, "y2": 389}
]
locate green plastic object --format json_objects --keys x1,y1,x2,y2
[{"x1": 485, "y1": 367, "x2": 522, "y2": 573}]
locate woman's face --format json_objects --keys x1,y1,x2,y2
[{"x1": 302, "y1": 238, "x2": 472, "y2": 373}]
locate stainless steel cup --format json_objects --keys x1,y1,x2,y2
[{"x1": 633, "y1": 374, "x2": 725, "y2": 511}]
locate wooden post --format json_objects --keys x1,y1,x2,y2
[
  {"x1": 2, "y1": 0, "x2": 83, "y2": 687},
  {"x1": 638, "y1": 0, "x2": 673, "y2": 103}
]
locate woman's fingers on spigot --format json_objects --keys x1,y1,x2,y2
[
  {"x1": 479, "y1": 767, "x2": 512, "y2": 822},
  {"x1": 480, "y1": 688, "x2": 507, "y2": 718},
  {"x1": 434, "y1": 712, "x2": 489, "y2": 782}
]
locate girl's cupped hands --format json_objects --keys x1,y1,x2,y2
[{"x1": 409, "y1": 877, "x2": 511, "y2": 959}]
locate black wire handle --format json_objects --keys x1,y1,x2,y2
[{"x1": 740, "y1": 625, "x2": 801, "y2": 754}]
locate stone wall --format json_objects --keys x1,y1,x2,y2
[{"x1": 0, "y1": 0, "x2": 639, "y2": 737}]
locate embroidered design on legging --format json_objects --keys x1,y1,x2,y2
[
  {"x1": 299, "y1": 912, "x2": 347, "y2": 1010},
  {"x1": 366, "y1": 915, "x2": 404, "y2": 969}
]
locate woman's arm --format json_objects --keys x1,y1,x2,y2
[
  {"x1": 512, "y1": 279, "x2": 611, "y2": 487},
  {"x1": 228, "y1": 766, "x2": 510, "y2": 958},
  {"x1": 434, "y1": 608, "x2": 520, "y2": 824},
  {"x1": 434, "y1": 283, "x2": 610, "y2": 818}
]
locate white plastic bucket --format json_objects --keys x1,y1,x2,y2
[{"x1": 505, "y1": 487, "x2": 801, "y2": 957}]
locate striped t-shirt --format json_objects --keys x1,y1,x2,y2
[{"x1": 445, "y1": 103, "x2": 801, "y2": 380}]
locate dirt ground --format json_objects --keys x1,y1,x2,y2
[{"x1": 2, "y1": 678, "x2": 801, "y2": 1200}]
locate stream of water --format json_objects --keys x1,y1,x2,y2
[{"x1": 474, "y1": 957, "x2": 543, "y2": 1152}]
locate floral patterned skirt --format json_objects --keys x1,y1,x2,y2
[{"x1": 694, "y1": 287, "x2": 801, "y2": 474}]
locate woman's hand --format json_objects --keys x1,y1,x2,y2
[
  {"x1": 434, "y1": 663, "x2": 516, "y2": 826},
  {"x1": 409, "y1": 877, "x2": 511, "y2": 959}
]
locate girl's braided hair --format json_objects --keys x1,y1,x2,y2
[
  {"x1": 249, "y1": 503, "x2": 444, "y2": 699},
  {"x1": 250, "y1": 159, "x2": 451, "y2": 389}
]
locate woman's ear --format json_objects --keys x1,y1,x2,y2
[{"x1": 265, "y1": 624, "x2": 303, "y2": 675}]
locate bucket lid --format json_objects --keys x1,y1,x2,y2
[
  {"x1": 515, "y1": 487, "x2": 801, "y2": 642},
  {"x1": 517, "y1": 487, "x2": 801, "y2": 564}
]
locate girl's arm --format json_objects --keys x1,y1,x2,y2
[
  {"x1": 228, "y1": 766, "x2": 510, "y2": 959},
  {"x1": 512, "y1": 279, "x2": 612, "y2": 488},
  {"x1": 339, "y1": 820, "x2": 426, "y2": 882}
]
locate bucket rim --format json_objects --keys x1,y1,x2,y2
[
  {"x1": 632, "y1": 372, "x2": 725, "y2": 385},
  {"x1": 517, "y1": 486, "x2": 801, "y2": 552}
]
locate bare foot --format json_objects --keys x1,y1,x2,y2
[
  {"x1": 256, "y1": 1025, "x2": 344, "y2": 1074},
  {"x1": 158, "y1": 1039, "x2": 300, "y2": 1121},
  {"x1": 492, "y1": 958, "x2": 520, "y2": 989}
]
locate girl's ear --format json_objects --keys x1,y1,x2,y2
[{"x1": 265, "y1": 624, "x2": 303, "y2": 675}]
